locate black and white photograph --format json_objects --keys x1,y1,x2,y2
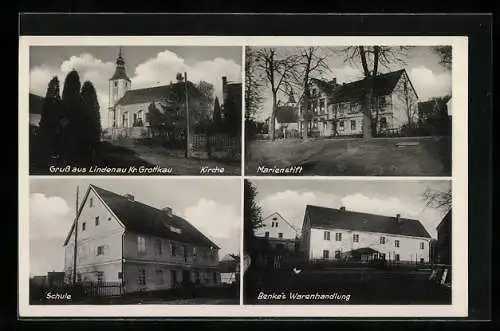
[
  {"x1": 245, "y1": 46, "x2": 452, "y2": 176},
  {"x1": 28, "y1": 46, "x2": 242, "y2": 176},
  {"x1": 244, "y1": 179, "x2": 452, "y2": 305},
  {"x1": 28, "y1": 178, "x2": 241, "y2": 305}
]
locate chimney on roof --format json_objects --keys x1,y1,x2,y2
[
  {"x1": 339, "y1": 206, "x2": 346, "y2": 212},
  {"x1": 162, "y1": 207, "x2": 173, "y2": 217},
  {"x1": 396, "y1": 214, "x2": 401, "y2": 222},
  {"x1": 124, "y1": 194, "x2": 134, "y2": 201}
]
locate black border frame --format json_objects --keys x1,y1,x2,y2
[{"x1": 14, "y1": 13, "x2": 492, "y2": 324}]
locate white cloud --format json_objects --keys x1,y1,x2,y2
[
  {"x1": 259, "y1": 190, "x2": 430, "y2": 234},
  {"x1": 29, "y1": 53, "x2": 114, "y2": 127},
  {"x1": 30, "y1": 193, "x2": 72, "y2": 240},
  {"x1": 409, "y1": 66, "x2": 452, "y2": 101},
  {"x1": 131, "y1": 51, "x2": 241, "y2": 102},
  {"x1": 260, "y1": 190, "x2": 343, "y2": 231},
  {"x1": 182, "y1": 199, "x2": 241, "y2": 258},
  {"x1": 29, "y1": 193, "x2": 72, "y2": 275},
  {"x1": 29, "y1": 50, "x2": 241, "y2": 128}
]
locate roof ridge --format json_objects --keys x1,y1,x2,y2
[{"x1": 306, "y1": 204, "x2": 419, "y2": 222}]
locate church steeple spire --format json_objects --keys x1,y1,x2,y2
[{"x1": 110, "y1": 47, "x2": 130, "y2": 82}]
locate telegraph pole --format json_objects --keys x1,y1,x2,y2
[
  {"x1": 72, "y1": 186, "x2": 79, "y2": 284},
  {"x1": 184, "y1": 72, "x2": 190, "y2": 158}
]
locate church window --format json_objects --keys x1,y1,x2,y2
[{"x1": 114, "y1": 81, "x2": 118, "y2": 87}]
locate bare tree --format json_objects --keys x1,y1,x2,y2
[
  {"x1": 253, "y1": 48, "x2": 299, "y2": 141},
  {"x1": 245, "y1": 47, "x2": 264, "y2": 120},
  {"x1": 394, "y1": 71, "x2": 419, "y2": 128},
  {"x1": 422, "y1": 187, "x2": 452, "y2": 212},
  {"x1": 434, "y1": 46, "x2": 452, "y2": 70},
  {"x1": 341, "y1": 46, "x2": 408, "y2": 139},
  {"x1": 290, "y1": 47, "x2": 330, "y2": 139}
]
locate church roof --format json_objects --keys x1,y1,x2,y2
[
  {"x1": 110, "y1": 66, "x2": 131, "y2": 82},
  {"x1": 116, "y1": 81, "x2": 206, "y2": 106}
]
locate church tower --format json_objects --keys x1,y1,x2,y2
[{"x1": 108, "y1": 48, "x2": 131, "y2": 126}]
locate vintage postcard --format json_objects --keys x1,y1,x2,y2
[
  {"x1": 245, "y1": 45, "x2": 453, "y2": 177},
  {"x1": 244, "y1": 178, "x2": 453, "y2": 305},
  {"x1": 19, "y1": 35, "x2": 468, "y2": 319},
  {"x1": 26, "y1": 44, "x2": 243, "y2": 176},
  {"x1": 25, "y1": 177, "x2": 241, "y2": 306}
]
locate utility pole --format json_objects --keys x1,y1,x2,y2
[
  {"x1": 184, "y1": 72, "x2": 190, "y2": 158},
  {"x1": 72, "y1": 186, "x2": 79, "y2": 284}
]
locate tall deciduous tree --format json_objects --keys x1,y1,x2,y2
[
  {"x1": 342, "y1": 46, "x2": 408, "y2": 139},
  {"x1": 422, "y1": 187, "x2": 452, "y2": 212},
  {"x1": 291, "y1": 47, "x2": 330, "y2": 139},
  {"x1": 38, "y1": 76, "x2": 62, "y2": 156},
  {"x1": 81, "y1": 81, "x2": 101, "y2": 159},
  {"x1": 245, "y1": 47, "x2": 264, "y2": 120},
  {"x1": 253, "y1": 48, "x2": 298, "y2": 141}
]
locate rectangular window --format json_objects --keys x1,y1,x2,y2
[
  {"x1": 137, "y1": 236, "x2": 146, "y2": 253},
  {"x1": 339, "y1": 121, "x2": 345, "y2": 130},
  {"x1": 380, "y1": 236, "x2": 386, "y2": 244},
  {"x1": 350, "y1": 120, "x2": 356, "y2": 131},
  {"x1": 420, "y1": 242, "x2": 425, "y2": 250},
  {"x1": 335, "y1": 250, "x2": 341, "y2": 259},
  {"x1": 96, "y1": 245, "x2": 105, "y2": 256},
  {"x1": 193, "y1": 247, "x2": 197, "y2": 257},
  {"x1": 156, "y1": 269, "x2": 163, "y2": 285},
  {"x1": 82, "y1": 222, "x2": 86, "y2": 231},
  {"x1": 154, "y1": 239, "x2": 162, "y2": 255},
  {"x1": 335, "y1": 233, "x2": 342, "y2": 241},
  {"x1": 395, "y1": 240, "x2": 400, "y2": 248},
  {"x1": 265, "y1": 232, "x2": 269, "y2": 238},
  {"x1": 350, "y1": 103, "x2": 357, "y2": 113},
  {"x1": 319, "y1": 98, "x2": 325, "y2": 113},
  {"x1": 353, "y1": 234, "x2": 359, "y2": 243},
  {"x1": 138, "y1": 269, "x2": 146, "y2": 285},
  {"x1": 380, "y1": 117, "x2": 388, "y2": 129},
  {"x1": 171, "y1": 243, "x2": 177, "y2": 256},
  {"x1": 278, "y1": 233, "x2": 283, "y2": 239},
  {"x1": 95, "y1": 216, "x2": 99, "y2": 226},
  {"x1": 323, "y1": 231, "x2": 330, "y2": 241},
  {"x1": 323, "y1": 250, "x2": 330, "y2": 259},
  {"x1": 395, "y1": 254, "x2": 400, "y2": 262},
  {"x1": 118, "y1": 272, "x2": 123, "y2": 279}
]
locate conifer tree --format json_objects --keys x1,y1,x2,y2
[
  {"x1": 38, "y1": 76, "x2": 61, "y2": 158},
  {"x1": 81, "y1": 81, "x2": 101, "y2": 160},
  {"x1": 61, "y1": 70, "x2": 84, "y2": 162}
]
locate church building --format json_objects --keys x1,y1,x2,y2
[{"x1": 107, "y1": 48, "x2": 208, "y2": 140}]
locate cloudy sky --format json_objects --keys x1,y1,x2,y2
[
  {"x1": 249, "y1": 46, "x2": 452, "y2": 121},
  {"x1": 29, "y1": 178, "x2": 241, "y2": 276},
  {"x1": 251, "y1": 179, "x2": 451, "y2": 239},
  {"x1": 29, "y1": 46, "x2": 242, "y2": 128}
]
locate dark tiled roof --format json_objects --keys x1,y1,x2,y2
[
  {"x1": 110, "y1": 64, "x2": 131, "y2": 82},
  {"x1": 276, "y1": 105, "x2": 299, "y2": 124},
  {"x1": 305, "y1": 205, "x2": 431, "y2": 238},
  {"x1": 116, "y1": 81, "x2": 205, "y2": 106},
  {"x1": 311, "y1": 69, "x2": 407, "y2": 103},
  {"x1": 91, "y1": 185, "x2": 219, "y2": 249},
  {"x1": 29, "y1": 93, "x2": 44, "y2": 115}
]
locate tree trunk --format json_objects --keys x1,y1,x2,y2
[
  {"x1": 270, "y1": 96, "x2": 277, "y2": 141},
  {"x1": 363, "y1": 88, "x2": 373, "y2": 140}
]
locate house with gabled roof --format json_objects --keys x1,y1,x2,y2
[
  {"x1": 63, "y1": 184, "x2": 221, "y2": 293},
  {"x1": 299, "y1": 69, "x2": 419, "y2": 137},
  {"x1": 300, "y1": 205, "x2": 432, "y2": 263}
]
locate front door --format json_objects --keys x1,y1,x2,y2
[
  {"x1": 182, "y1": 270, "x2": 191, "y2": 287},
  {"x1": 171, "y1": 270, "x2": 177, "y2": 287}
]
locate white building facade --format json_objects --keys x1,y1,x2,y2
[{"x1": 301, "y1": 205, "x2": 432, "y2": 263}]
